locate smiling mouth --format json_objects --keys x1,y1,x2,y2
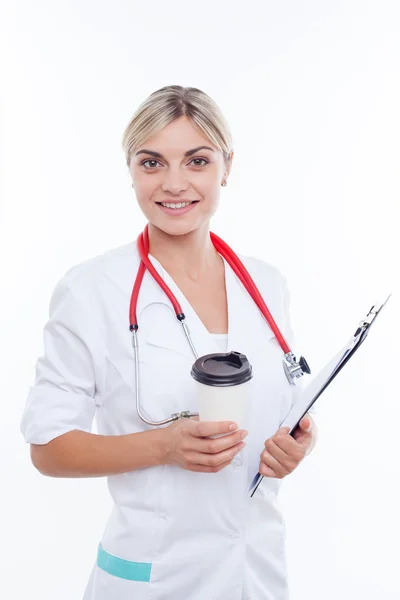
[{"x1": 156, "y1": 200, "x2": 199, "y2": 209}]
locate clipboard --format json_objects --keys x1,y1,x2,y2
[{"x1": 249, "y1": 295, "x2": 392, "y2": 498}]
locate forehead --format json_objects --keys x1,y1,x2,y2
[{"x1": 141, "y1": 116, "x2": 217, "y2": 154}]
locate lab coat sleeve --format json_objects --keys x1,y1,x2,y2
[
  {"x1": 20, "y1": 276, "x2": 99, "y2": 445},
  {"x1": 282, "y1": 275, "x2": 316, "y2": 415}
]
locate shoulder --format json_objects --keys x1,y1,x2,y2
[
  {"x1": 63, "y1": 241, "x2": 138, "y2": 284},
  {"x1": 49, "y1": 241, "x2": 139, "y2": 309},
  {"x1": 236, "y1": 254, "x2": 294, "y2": 339},
  {"x1": 237, "y1": 253, "x2": 286, "y2": 289},
  {"x1": 236, "y1": 253, "x2": 291, "y2": 322}
]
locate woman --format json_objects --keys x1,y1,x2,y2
[{"x1": 21, "y1": 85, "x2": 317, "y2": 600}]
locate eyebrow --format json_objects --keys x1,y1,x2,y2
[{"x1": 135, "y1": 145, "x2": 215, "y2": 159}]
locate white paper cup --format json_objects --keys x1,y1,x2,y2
[
  {"x1": 194, "y1": 379, "x2": 250, "y2": 431},
  {"x1": 191, "y1": 351, "x2": 253, "y2": 437}
]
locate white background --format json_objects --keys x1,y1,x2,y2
[{"x1": 1, "y1": 1, "x2": 399, "y2": 598}]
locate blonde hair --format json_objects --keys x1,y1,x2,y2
[{"x1": 122, "y1": 85, "x2": 233, "y2": 167}]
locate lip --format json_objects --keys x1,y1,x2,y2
[{"x1": 156, "y1": 200, "x2": 199, "y2": 216}]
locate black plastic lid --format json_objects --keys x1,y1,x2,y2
[{"x1": 190, "y1": 351, "x2": 253, "y2": 387}]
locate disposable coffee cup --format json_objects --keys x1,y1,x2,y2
[{"x1": 190, "y1": 351, "x2": 253, "y2": 436}]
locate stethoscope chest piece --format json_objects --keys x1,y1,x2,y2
[{"x1": 283, "y1": 352, "x2": 311, "y2": 386}]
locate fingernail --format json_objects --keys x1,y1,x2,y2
[
  {"x1": 229, "y1": 423, "x2": 237, "y2": 431},
  {"x1": 241, "y1": 430, "x2": 248, "y2": 440}
]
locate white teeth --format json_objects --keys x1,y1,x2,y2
[{"x1": 161, "y1": 201, "x2": 191, "y2": 209}]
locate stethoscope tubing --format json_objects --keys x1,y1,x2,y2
[
  {"x1": 210, "y1": 232, "x2": 290, "y2": 354},
  {"x1": 130, "y1": 224, "x2": 290, "y2": 356},
  {"x1": 128, "y1": 224, "x2": 310, "y2": 427}
]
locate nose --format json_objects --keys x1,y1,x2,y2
[{"x1": 161, "y1": 167, "x2": 189, "y2": 195}]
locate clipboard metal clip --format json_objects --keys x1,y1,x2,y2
[{"x1": 355, "y1": 295, "x2": 391, "y2": 335}]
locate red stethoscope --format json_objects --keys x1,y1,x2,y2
[{"x1": 129, "y1": 224, "x2": 311, "y2": 427}]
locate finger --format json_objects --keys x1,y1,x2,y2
[
  {"x1": 189, "y1": 429, "x2": 248, "y2": 454},
  {"x1": 276, "y1": 426, "x2": 291, "y2": 435},
  {"x1": 261, "y1": 445, "x2": 297, "y2": 474},
  {"x1": 292, "y1": 427, "x2": 313, "y2": 444},
  {"x1": 272, "y1": 433, "x2": 306, "y2": 463},
  {"x1": 260, "y1": 450, "x2": 286, "y2": 478},
  {"x1": 186, "y1": 442, "x2": 245, "y2": 468},
  {"x1": 259, "y1": 462, "x2": 278, "y2": 478},
  {"x1": 193, "y1": 421, "x2": 239, "y2": 438},
  {"x1": 272, "y1": 431, "x2": 301, "y2": 455},
  {"x1": 264, "y1": 438, "x2": 294, "y2": 464},
  {"x1": 188, "y1": 458, "x2": 233, "y2": 473}
]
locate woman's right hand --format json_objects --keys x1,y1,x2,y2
[{"x1": 162, "y1": 418, "x2": 248, "y2": 473}]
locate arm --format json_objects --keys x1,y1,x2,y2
[
  {"x1": 30, "y1": 429, "x2": 167, "y2": 478},
  {"x1": 31, "y1": 420, "x2": 247, "y2": 478},
  {"x1": 23, "y1": 276, "x2": 246, "y2": 478}
]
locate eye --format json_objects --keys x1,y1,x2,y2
[
  {"x1": 190, "y1": 157, "x2": 209, "y2": 167},
  {"x1": 140, "y1": 157, "x2": 209, "y2": 169},
  {"x1": 141, "y1": 159, "x2": 162, "y2": 169}
]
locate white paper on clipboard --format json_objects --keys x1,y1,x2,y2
[{"x1": 248, "y1": 295, "x2": 391, "y2": 498}]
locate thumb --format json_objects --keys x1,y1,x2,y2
[{"x1": 299, "y1": 415, "x2": 312, "y2": 432}]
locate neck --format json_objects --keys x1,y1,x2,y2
[{"x1": 147, "y1": 223, "x2": 220, "y2": 281}]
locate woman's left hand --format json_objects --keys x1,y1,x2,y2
[{"x1": 258, "y1": 414, "x2": 317, "y2": 479}]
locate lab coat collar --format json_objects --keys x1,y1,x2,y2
[{"x1": 136, "y1": 248, "x2": 277, "y2": 362}]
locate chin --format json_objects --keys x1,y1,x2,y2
[
  {"x1": 149, "y1": 215, "x2": 208, "y2": 238},
  {"x1": 153, "y1": 221, "x2": 201, "y2": 237}
]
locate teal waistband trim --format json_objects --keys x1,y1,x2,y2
[{"x1": 97, "y1": 544, "x2": 152, "y2": 582}]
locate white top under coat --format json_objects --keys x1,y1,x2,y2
[{"x1": 210, "y1": 332, "x2": 229, "y2": 353}]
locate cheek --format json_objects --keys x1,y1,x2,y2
[
  {"x1": 197, "y1": 178, "x2": 221, "y2": 207},
  {"x1": 191, "y1": 164, "x2": 221, "y2": 195},
  {"x1": 134, "y1": 176, "x2": 155, "y2": 197},
  {"x1": 132, "y1": 178, "x2": 159, "y2": 216}
]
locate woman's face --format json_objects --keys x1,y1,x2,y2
[{"x1": 129, "y1": 116, "x2": 232, "y2": 236}]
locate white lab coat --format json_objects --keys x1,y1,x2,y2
[{"x1": 21, "y1": 240, "x2": 307, "y2": 600}]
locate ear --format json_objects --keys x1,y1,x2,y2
[{"x1": 225, "y1": 151, "x2": 234, "y2": 179}]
